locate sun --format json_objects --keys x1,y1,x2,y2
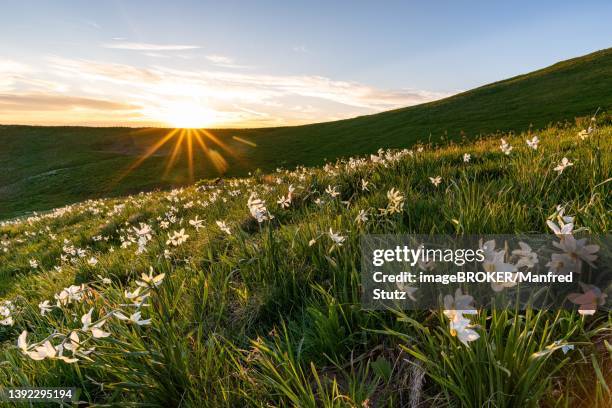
[
  {"x1": 115, "y1": 101, "x2": 257, "y2": 184},
  {"x1": 157, "y1": 101, "x2": 219, "y2": 129}
]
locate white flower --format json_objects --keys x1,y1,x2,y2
[
  {"x1": 568, "y1": 283, "x2": 607, "y2": 315},
  {"x1": 360, "y1": 179, "x2": 370, "y2": 191},
  {"x1": 17, "y1": 331, "x2": 78, "y2": 363},
  {"x1": 443, "y1": 288, "x2": 478, "y2": 321},
  {"x1": 512, "y1": 242, "x2": 538, "y2": 269},
  {"x1": 381, "y1": 188, "x2": 405, "y2": 215},
  {"x1": 500, "y1": 139, "x2": 513, "y2": 155},
  {"x1": 133, "y1": 223, "x2": 152, "y2": 238},
  {"x1": 546, "y1": 252, "x2": 579, "y2": 275},
  {"x1": 463, "y1": 153, "x2": 471, "y2": 163},
  {"x1": 216, "y1": 220, "x2": 232, "y2": 235},
  {"x1": 325, "y1": 185, "x2": 340, "y2": 198},
  {"x1": 247, "y1": 193, "x2": 274, "y2": 223},
  {"x1": 81, "y1": 308, "x2": 111, "y2": 338},
  {"x1": 136, "y1": 267, "x2": 165, "y2": 288},
  {"x1": 114, "y1": 310, "x2": 151, "y2": 326},
  {"x1": 328, "y1": 228, "x2": 346, "y2": 246},
  {"x1": 124, "y1": 287, "x2": 149, "y2": 305},
  {"x1": 277, "y1": 195, "x2": 291, "y2": 208},
  {"x1": 449, "y1": 316, "x2": 480, "y2": 345},
  {"x1": 546, "y1": 219, "x2": 574, "y2": 236},
  {"x1": 578, "y1": 125, "x2": 593, "y2": 140},
  {"x1": 429, "y1": 176, "x2": 442, "y2": 187},
  {"x1": 87, "y1": 257, "x2": 98, "y2": 266},
  {"x1": 188, "y1": 216, "x2": 204, "y2": 231},
  {"x1": 355, "y1": 209, "x2": 369, "y2": 224},
  {"x1": 553, "y1": 157, "x2": 573, "y2": 174},
  {"x1": 54, "y1": 285, "x2": 86, "y2": 305},
  {"x1": 308, "y1": 239, "x2": 317, "y2": 247},
  {"x1": 29, "y1": 259, "x2": 39, "y2": 269},
  {"x1": 277, "y1": 184, "x2": 295, "y2": 208},
  {"x1": 480, "y1": 241, "x2": 518, "y2": 292},
  {"x1": 38, "y1": 300, "x2": 53, "y2": 316},
  {"x1": 166, "y1": 229, "x2": 189, "y2": 246},
  {"x1": 443, "y1": 289, "x2": 479, "y2": 346},
  {"x1": 97, "y1": 275, "x2": 112, "y2": 284},
  {"x1": 526, "y1": 136, "x2": 539, "y2": 150},
  {"x1": 553, "y1": 235, "x2": 599, "y2": 267}
]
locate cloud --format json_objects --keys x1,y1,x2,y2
[
  {"x1": 2, "y1": 56, "x2": 453, "y2": 127},
  {"x1": 102, "y1": 42, "x2": 200, "y2": 51},
  {"x1": 205, "y1": 55, "x2": 252, "y2": 69},
  {"x1": 292, "y1": 45, "x2": 309, "y2": 53},
  {"x1": 0, "y1": 93, "x2": 138, "y2": 111},
  {"x1": 206, "y1": 55, "x2": 234, "y2": 65}
]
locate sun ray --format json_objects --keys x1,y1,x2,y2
[
  {"x1": 232, "y1": 136, "x2": 257, "y2": 147},
  {"x1": 116, "y1": 128, "x2": 180, "y2": 182},
  {"x1": 163, "y1": 130, "x2": 186, "y2": 178},
  {"x1": 186, "y1": 129, "x2": 194, "y2": 181},
  {"x1": 193, "y1": 131, "x2": 209, "y2": 153},
  {"x1": 198, "y1": 129, "x2": 238, "y2": 159},
  {"x1": 112, "y1": 124, "x2": 249, "y2": 185}
]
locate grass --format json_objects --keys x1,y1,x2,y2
[
  {"x1": 0, "y1": 115, "x2": 610, "y2": 406},
  {"x1": 2, "y1": 47, "x2": 612, "y2": 219}
]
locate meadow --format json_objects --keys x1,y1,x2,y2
[
  {"x1": 1, "y1": 48, "x2": 612, "y2": 220},
  {"x1": 0, "y1": 113, "x2": 610, "y2": 406}
]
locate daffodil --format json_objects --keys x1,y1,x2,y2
[
  {"x1": 136, "y1": 267, "x2": 165, "y2": 288},
  {"x1": 567, "y1": 283, "x2": 607, "y2": 315},
  {"x1": 328, "y1": 228, "x2": 345, "y2": 246},
  {"x1": 553, "y1": 157, "x2": 573, "y2": 174},
  {"x1": 526, "y1": 135, "x2": 539, "y2": 150},
  {"x1": 81, "y1": 308, "x2": 111, "y2": 338},
  {"x1": 216, "y1": 220, "x2": 232, "y2": 235},
  {"x1": 38, "y1": 300, "x2": 53, "y2": 316},
  {"x1": 166, "y1": 229, "x2": 189, "y2": 246},
  {"x1": 189, "y1": 216, "x2": 204, "y2": 231},
  {"x1": 429, "y1": 176, "x2": 442, "y2": 187},
  {"x1": 114, "y1": 310, "x2": 151, "y2": 326}
]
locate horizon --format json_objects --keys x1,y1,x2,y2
[{"x1": 1, "y1": 0, "x2": 611, "y2": 128}]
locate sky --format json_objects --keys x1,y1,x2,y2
[{"x1": 1, "y1": 0, "x2": 611, "y2": 128}]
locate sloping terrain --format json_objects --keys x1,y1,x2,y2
[
  {"x1": 1, "y1": 48, "x2": 611, "y2": 219},
  {"x1": 0, "y1": 119, "x2": 610, "y2": 406}
]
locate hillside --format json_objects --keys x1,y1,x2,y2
[
  {"x1": 0, "y1": 120, "x2": 610, "y2": 406},
  {"x1": 1, "y1": 47, "x2": 612, "y2": 219}
]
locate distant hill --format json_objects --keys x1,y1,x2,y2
[{"x1": 1, "y1": 47, "x2": 611, "y2": 219}]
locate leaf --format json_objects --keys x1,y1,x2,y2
[{"x1": 370, "y1": 356, "x2": 392, "y2": 382}]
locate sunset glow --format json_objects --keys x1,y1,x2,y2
[{"x1": 148, "y1": 101, "x2": 221, "y2": 129}]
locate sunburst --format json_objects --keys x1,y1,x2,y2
[{"x1": 116, "y1": 127, "x2": 256, "y2": 184}]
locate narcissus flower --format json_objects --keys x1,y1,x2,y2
[
  {"x1": 328, "y1": 228, "x2": 345, "y2": 246},
  {"x1": 136, "y1": 267, "x2": 165, "y2": 288},
  {"x1": 443, "y1": 289, "x2": 480, "y2": 346},
  {"x1": 216, "y1": 220, "x2": 232, "y2": 235},
  {"x1": 526, "y1": 136, "x2": 539, "y2": 150},
  {"x1": 81, "y1": 308, "x2": 111, "y2": 338},
  {"x1": 500, "y1": 139, "x2": 513, "y2": 155},
  {"x1": 166, "y1": 229, "x2": 189, "y2": 246},
  {"x1": 189, "y1": 216, "x2": 204, "y2": 231},
  {"x1": 114, "y1": 310, "x2": 151, "y2": 326},
  {"x1": 553, "y1": 157, "x2": 573, "y2": 174}
]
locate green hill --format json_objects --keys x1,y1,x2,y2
[
  {"x1": 1, "y1": 121, "x2": 610, "y2": 406},
  {"x1": 1, "y1": 47, "x2": 611, "y2": 219}
]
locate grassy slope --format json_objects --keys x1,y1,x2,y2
[
  {"x1": 0, "y1": 121, "x2": 610, "y2": 406},
  {"x1": 1, "y1": 48, "x2": 612, "y2": 219}
]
